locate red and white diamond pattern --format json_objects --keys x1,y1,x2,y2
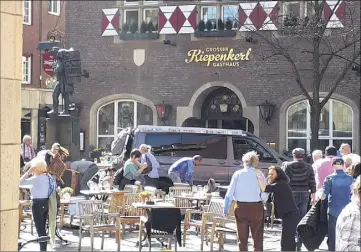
[
  {"x1": 101, "y1": 9, "x2": 120, "y2": 36},
  {"x1": 158, "y1": 5, "x2": 197, "y2": 35},
  {"x1": 239, "y1": 1, "x2": 279, "y2": 31},
  {"x1": 323, "y1": 0, "x2": 345, "y2": 28}
]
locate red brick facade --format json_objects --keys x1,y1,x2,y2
[{"x1": 65, "y1": 1, "x2": 360, "y2": 153}]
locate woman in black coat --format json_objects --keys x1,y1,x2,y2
[{"x1": 256, "y1": 166, "x2": 300, "y2": 251}]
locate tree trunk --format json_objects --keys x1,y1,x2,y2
[{"x1": 310, "y1": 104, "x2": 321, "y2": 151}]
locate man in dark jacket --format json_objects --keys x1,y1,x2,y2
[
  {"x1": 282, "y1": 148, "x2": 317, "y2": 250},
  {"x1": 67, "y1": 160, "x2": 98, "y2": 194}
]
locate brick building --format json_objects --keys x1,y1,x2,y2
[
  {"x1": 65, "y1": 0, "x2": 360, "y2": 155},
  {"x1": 21, "y1": 0, "x2": 65, "y2": 150}
]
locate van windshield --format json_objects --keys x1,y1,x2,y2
[{"x1": 145, "y1": 133, "x2": 227, "y2": 159}]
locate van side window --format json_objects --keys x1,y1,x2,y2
[
  {"x1": 145, "y1": 133, "x2": 227, "y2": 159},
  {"x1": 233, "y1": 138, "x2": 276, "y2": 163}
]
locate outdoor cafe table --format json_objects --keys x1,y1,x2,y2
[
  {"x1": 80, "y1": 189, "x2": 118, "y2": 201},
  {"x1": 173, "y1": 194, "x2": 211, "y2": 209}
]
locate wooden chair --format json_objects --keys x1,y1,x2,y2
[
  {"x1": 210, "y1": 201, "x2": 237, "y2": 251},
  {"x1": 118, "y1": 193, "x2": 146, "y2": 239},
  {"x1": 183, "y1": 198, "x2": 224, "y2": 251},
  {"x1": 169, "y1": 187, "x2": 194, "y2": 212},
  {"x1": 18, "y1": 200, "x2": 33, "y2": 236},
  {"x1": 173, "y1": 183, "x2": 190, "y2": 187},
  {"x1": 77, "y1": 200, "x2": 121, "y2": 252},
  {"x1": 144, "y1": 186, "x2": 166, "y2": 201}
]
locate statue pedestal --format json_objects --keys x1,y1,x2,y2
[{"x1": 46, "y1": 114, "x2": 80, "y2": 161}]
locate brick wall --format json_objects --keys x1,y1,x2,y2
[
  {"x1": 22, "y1": 0, "x2": 65, "y2": 89},
  {"x1": 66, "y1": 1, "x2": 360, "y2": 150}
]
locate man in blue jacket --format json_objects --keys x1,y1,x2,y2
[{"x1": 168, "y1": 155, "x2": 202, "y2": 185}]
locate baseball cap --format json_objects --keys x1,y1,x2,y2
[
  {"x1": 332, "y1": 157, "x2": 344, "y2": 166},
  {"x1": 292, "y1": 148, "x2": 305, "y2": 158}
]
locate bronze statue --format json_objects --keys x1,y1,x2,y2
[{"x1": 48, "y1": 47, "x2": 84, "y2": 115}]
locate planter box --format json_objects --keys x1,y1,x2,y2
[
  {"x1": 194, "y1": 30, "x2": 237, "y2": 38},
  {"x1": 119, "y1": 32, "x2": 159, "y2": 40}
]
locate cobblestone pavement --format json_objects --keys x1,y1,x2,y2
[{"x1": 19, "y1": 220, "x2": 328, "y2": 251}]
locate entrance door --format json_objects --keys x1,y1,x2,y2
[{"x1": 201, "y1": 87, "x2": 254, "y2": 133}]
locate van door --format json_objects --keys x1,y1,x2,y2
[
  {"x1": 142, "y1": 132, "x2": 230, "y2": 184},
  {"x1": 229, "y1": 137, "x2": 278, "y2": 181}
]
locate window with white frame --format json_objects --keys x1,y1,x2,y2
[
  {"x1": 222, "y1": 5, "x2": 238, "y2": 28},
  {"x1": 124, "y1": 0, "x2": 139, "y2": 5},
  {"x1": 125, "y1": 9, "x2": 139, "y2": 27},
  {"x1": 286, "y1": 99, "x2": 353, "y2": 152},
  {"x1": 23, "y1": 0, "x2": 32, "y2": 25},
  {"x1": 144, "y1": 9, "x2": 158, "y2": 30},
  {"x1": 48, "y1": 0, "x2": 60, "y2": 15},
  {"x1": 282, "y1": 1, "x2": 309, "y2": 26},
  {"x1": 97, "y1": 100, "x2": 154, "y2": 149},
  {"x1": 22, "y1": 56, "x2": 31, "y2": 84},
  {"x1": 201, "y1": 6, "x2": 217, "y2": 29}
]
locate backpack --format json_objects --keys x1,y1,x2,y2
[
  {"x1": 141, "y1": 154, "x2": 153, "y2": 174},
  {"x1": 113, "y1": 167, "x2": 125, "y2": 186}
]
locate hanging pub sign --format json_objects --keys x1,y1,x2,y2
[
  {"x1": 185, "y1": 47, "x2": 252, "y2": 67},
  {"x1": 42, "y1": 51, "x2": 55, "y2": 76}
]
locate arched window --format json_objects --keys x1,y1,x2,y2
[
  {"x1": 97, "y1": 100, "x2": 154, "y2": 149},
  {"x1": 286, "y1": 99, "x2": 353, "y2": 152}
]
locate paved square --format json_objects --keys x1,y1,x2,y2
[{"x1": 19, "y1": 219, "x2": 328, "y2": 251}]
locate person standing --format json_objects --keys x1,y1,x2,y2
[
  {"x1": 67, "y1": 160, "x2": 99, "y2": 193},
  {"x1": 313, "y1": 146, "x2": 338, "y2": 191},
  {"x1": 320, "y1": 157, "x2": 354, "y2": 251},
  {"x1": 350, "y1": 162, "x2": 361, "y2": 179},
  {"x1": 168, "y1": 155, "x2": 202, "y2": 185},
  {"x1": 19, "y1": 158, "x2": 57, "y2": 251},
  {"x1": 139, "y1": 144, "x2": 160, "y2": 187},
  {"x1": 256, "y1": 166, "x2": 300, "y2": 251},
  {"x1": 312, "y1": 150, "x2": 323, "y2": 163},
  {"x1": 335, "y1": 175, "x2": 361, "y2": 251},
  {"x1": 21, "y1": 135, "x2": 36, "y2": 163},
  {"x1": 224, "y1": 151, "x2": 268, "y2": 251},
  {"x1": 119, "y1": 149, "x2": 147, "y2": 190}
]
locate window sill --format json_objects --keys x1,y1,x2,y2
[
  {"x1": 194, "y1": 30, "x2": 236, "y2": 38},
  {"x1": 48, "y1": 11, "x2": 60, "y2": 16},
  {"x1": 22, "y1": 82, "x2": 31, "y2": 85},
  {"x1": 119, "y1": 32, "x2": 159, "y2": 40},
  {"x1": 23, "y1": 22, "x2": 32, "y2": 26}
]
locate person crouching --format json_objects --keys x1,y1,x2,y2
[{"x1": 19, "y1": 158, "x2": 57, "y2": 251}]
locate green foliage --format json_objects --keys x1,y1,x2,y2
[
  {"x1": 225, "y1": 20, "x2": 233, "y2": 30},
  {"x1": 217, "y1": 19, "x2": 225, "y2": 30},
  {"x1": 198, "y1": 20, "x2": 206, "y2": 31},
  {"x1": 140, "y1": 21, "x2": 148, "y2": 33},
  {"x1": 147, "y1": 21, "x2": 155, "y2": 32},
  {"x1": 130, "y1": 22, "x2": 138, "y2": 33},
  {"x1": 123, "y1": 23, "x2": 129, "y2": 33},
  {"x1": 206, "y1": 20, "x2": 213, "y2": 31},
  {"x1": 61, "y1": 187, "x2": 73, "y2": 195}
]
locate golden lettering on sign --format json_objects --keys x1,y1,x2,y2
[{"x1": 185, "y1": 47, "x2": 252, "y2": 67}]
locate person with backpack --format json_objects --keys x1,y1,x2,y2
[
  {"x1": 19, "y1": 158, "x2": 57, "y2": 251},
  {"x1": 139, "y1": 144, "x2": 160, "y2": 187},
  {"x1": 117, "y1": 149, "x2": 147, "y2": 190},
  {"x1": 319, "y1": 157, "x2": 354, "y2": 251}
]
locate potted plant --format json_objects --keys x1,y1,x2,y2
[
  {"x1": 217, "y1": 19, "x2": 225, "y2": 30},
  {"x1": 139, "y1": 191, "x2": 153, "y2": 203},
  {"x1": 91, "y1": 147, "x2": 106, "y2": 163},
  {"x1": 206, "y1": 20, "x2": 213, "y2": 31},
  {"x1": 198, "y1": 20, "x2": 206, "y2": 32},
  {"x1": 147, "y1": 21, "x2": 155, "y2": 33},
  {"x1": 225, "y1": 19, "x2": 233, "y2": 30},
  {"x1": 130, "y1": 22, "x2": 138, "y2": 33},
  {"x1": 140, "y1": 21, "x2": 148, "y2": 33},
  {"x1": 123, "y1": 23, "x2": 129, "y2": 33},
  {"x1": 61, "y1": 187, "x2": 74, "y2": 200}
]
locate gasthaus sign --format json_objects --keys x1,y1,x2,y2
[{"x1": 185, "y1": 47, "x2": 252, "y2": 67}]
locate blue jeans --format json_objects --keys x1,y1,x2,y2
[
  {"x1": 293, "y1": 191, "x2": 310, "y2": 248},
  {"x1": 327, "y1": 214, "x2": 337, "y2": 251}
]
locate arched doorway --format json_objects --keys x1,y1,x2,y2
[
  {"x1": 202, "y1": 87, "x2": 254, "y2": 132},
  {"x1": 182, "y1": 87, "x2": 254, "y2": 132}
]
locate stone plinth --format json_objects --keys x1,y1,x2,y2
[
  {"x1": 46, "y1": 115, "x2": 81, "y2": 161},
  {"x1": 0, "y1": 1, "x2": 23, "y2": 251}
]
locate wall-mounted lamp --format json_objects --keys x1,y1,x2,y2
[
  {"x1": 258, "y1": 100, "x2": 275, "y2": 125},
  {"x1": 155, "y1": 102, "x2": 171, "y2": 125},
  {"x1": 163, "y1": 39, "x2": 176, "y2": 47}
]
